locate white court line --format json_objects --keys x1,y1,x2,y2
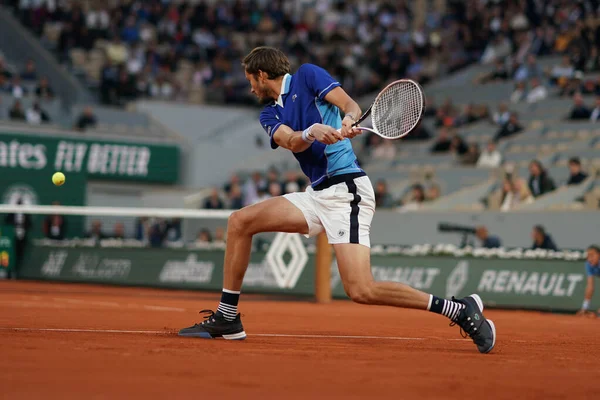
[{"x1": 0, "y1": 327, "x2": 472, "y2": 342}]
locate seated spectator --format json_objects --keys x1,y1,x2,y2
[
  {"x1": 475, "y1": 59, "x2": 509, "y2": 84},
  {"x1": 547, "y1": 55, "x2": 574, "y2": 88},
  {"x1": 374, "y1": 179, "x2": 394, "y2": 208},
  {"x1": 74, "y1": 106, "x2": 97, "y2": 131},
  {"x1": 531, "y1": 225, "x2": 558, "y2": 251},
  {"x1": 569, "y1": 93, "x2": 591, "y2": 120},
  {"x1": 500, "y1": 178, "x2": 534, "y2": 211},
  {"x1": 454, "y1": 104, "x2": 480, "y2": 126},
  {"x1": 21, "y1": 59, "x2": 37, "y2": 81},
  {"x1": 9, "y1": 100, "x2": 25, "y2": 121},
  {"x1": 111, "y1": 222, "x2": 126, "y2": 239},
  {"x1": 560, "y1": 71, "x2": 585, "y2": 98},
  {"x1": 528, "y1": 160, "x2": 556, "y2": 198},
  {"x1": 510, "y1": 81, "x2": 526, "y2": 103},
  {"x1": 25, "y1": 101, "x2": 50, "y2": 125},
  {"x1": 526, "y1": 77, "x2": 548, "y2": 104},
  {"x1": 268, "y1": 181, "x2": 282, "y2": 198},
  {"x1": 513, "y1": 54, "x2": 541, "y2": 83},
  {"x1": 460, "y1": 142, "x2": 480, "y2": 165},
  {"x1": 197, "y1": 229, "x2": 212, "y2": 244},
  {"x1": 42, "y1": 201, "x2": 66, "y2": 240},
  {"x1": 203, "y1": 188, "x2": 224, "y2": 209},
  {"x1": 589, "y1": 97, "x2": 600, "y2": 122},
  {"x1": 494, "y1": 113, "x2": 523, "y2": 142},
  {"x1": 477, "y1": 141, "x2": 502, "y2": 168},
  {"x1": 450, "y1": 135, "x2": 469, "y2": 157},
  {"x1": 228, "y1": 184, "x2": 244, "y2": 209},
  {"x1": 8, "y1": 75, "x2": 26, "y2": 98},
  {"x1": 567, "y1": 157, "x2": 588, "y2": 185},
  {"x1": 398, "y1": 184, "x2": 426, "y2": 212},
  {"x1": 214, "y1": 227, "x2": 226, "y2": 244},
  {"x1": 491, "y1": 103, "x2": 511, "y2": 126},
  {"x1": 475, "y1": 226, "x2": 502, "y2": 248},
  {"x1": 430, "y1": 127, "x2": 452, "y2": 153},
  {"x1": 85, "y1": 220, "x2": 107, "y2": 241},
  {"x1": 35, "y1": 77, "x2": 54, "y2": 99}
]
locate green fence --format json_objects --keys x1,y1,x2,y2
[{"x1": 16, "y1": 245, "x2": 598, "y2": 312}]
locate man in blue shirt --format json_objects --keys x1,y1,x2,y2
[
  {"x1": 179, "y1": 47, "x2": 496, "y2": 354},
  {"x1": 577, "y1": 245, "x2": 600, "y2": 316}
]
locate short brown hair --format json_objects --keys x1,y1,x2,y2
[{"x1": 242, "y1": 47, "x2": 290, "y2": 79}]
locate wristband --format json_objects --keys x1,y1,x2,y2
[
  {"x1": 302, "y1": 124, "x2": 316, "y2": 143},
  {"x1": 583, "y1": 299, "x2": 590, "y2": 310},
  {"x1": 344, "y1": 113, "x2": 356, "y2": 123}
]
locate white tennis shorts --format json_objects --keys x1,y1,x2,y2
[{"x1": 283, "y1": 173, "x2": 375, "y2": 247}]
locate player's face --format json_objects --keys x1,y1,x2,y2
[
  {"x1": 588, "y1": 249, "x2": 600, "y2": 266},
  {"x1": 245, "y1": 71, "x2": 271, "y2": 104}
]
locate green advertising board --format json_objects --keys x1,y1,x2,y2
[
  {"x1": 18, "y1": 245, "x2": 598, "y2": 312},
  {"x1": 0, "y1": 225, "x2": 15, "y2": 279},
  {"x1": 0, "y1": 132, "x2": 180, "y2": 183}
]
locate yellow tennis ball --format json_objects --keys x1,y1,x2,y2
[{"x1": 52, "y1": 172, "x2": 65, "y2": 186}]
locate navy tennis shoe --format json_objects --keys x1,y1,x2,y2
[
  {"x1": 450, "y1": 294, "x2": 496, "y2": 354},
  {"x1": 178, "y1": 309, "x2": 246, "y2": 340}
]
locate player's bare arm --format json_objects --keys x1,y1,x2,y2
[
  {"x1": 577, "y1": 276, "x2": 596, "y2": 316},
  {"x1": 272, "y1": 123, "x2": 345, "y2": 153},
  {"x1": 323, "y1": 87, "x2": 362, "y2": 138}
]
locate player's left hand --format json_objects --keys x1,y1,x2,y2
[{"x1": 341, "y1": 116, "x2": 362, "y2": 139}]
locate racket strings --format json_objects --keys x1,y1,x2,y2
[{"x1": 371, "y1": 81, "x2": 423, "y2": 139}]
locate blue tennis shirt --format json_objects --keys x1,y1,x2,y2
[
  {"x1": 259, "y1": 63, "x2": 364, "y2": 187},
  {"x1": 586, "y1": 261, "x2": 600, "y2": 277}
]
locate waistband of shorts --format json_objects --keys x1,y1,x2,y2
[{"x1": 312, "y1": 171, "x2": 367, "y2": 191}]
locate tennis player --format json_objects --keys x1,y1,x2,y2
[
  {"x1": 179, "y1": 47, "x2": 496, "y2": 353},
  {"x1": 576, "y1": 245, "x2": 600, "y2": 317}
]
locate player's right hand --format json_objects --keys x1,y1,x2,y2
[{"x1": 310, "y1": 124, "x2": 345, "y2": 144}]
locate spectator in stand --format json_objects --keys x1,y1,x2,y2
[
  {"x1": 426, "y1": 184, "x2": 441, "y2": 202},
  {"x1": 74, "y1": 106, "x2": 97, "y2": 131},
  {"x1": 475, "y1": 59, "x2": 509, "y2": 84},
  {"x1": 560, "y1": 71, "x2": 585, "y2": 98},
  {"x1": 203, "y1": 188, "x2": 224, "y2": 210},
  {"x1": 528, "y1": 160, "x2": 556, "y2": 198},
  {"x1": 214, "y1": 227, "x2": 226, "y2": 244},
  {"x1": 42, "y1": 201, "x2": 66, "y2": 240},
  {"x1": 228, "y1": 184, "x2": 244, "y2": 209},
  {"x1": 499, "y1": 178, "x2": 534, "y2": 211},
  {"x1": 589, "y1": 97, "x2": 600, "y2": 122},
  {"x1": 510, "y1": 81, "x2": 527, "y2": 104},
  {"x1": 548, "y1": 55, "x2": 575, "y2": 89},
  {"x1": 374, "y1": 179, "x2": 394, "y2": 209},
  {"x1": 494, "y1": 113, "x2": 523, "y2": 142},
  {"x1": 25, "y1": 101, "x2": 50, "y2": 125},
  {"x1": 21, "y1": 59, "x2": 37, "y2": 81},
  {"x1": 9, "y1": 100, "x2": 25, "y2": 121},
  {"x1": 531, "y1": 225, "x2": 558, "y2": 251},
  {"x1": 475, "y1": 226, "x2": 502, "y2": 249},
  {"x1": 450, "y1": 135, "x2": 469, "y2": 158},
  {"x1": 569, "y1": 93, "x2": 591, "y2": 120},
  {"x1": 526, "y1": 77, "x2": 548, "y2": 104},
  {"x1": 85, "y1": 220, "x2": 107, "y2": 241},
  {"x1": 398, "y1": 184, "x2": 426, "y2": 212},
  {"x1": 111, "y1": 222, "x2": 126, "y2": 239},
  {"x1": 197, "y1": 229, "x2": 212, "y2": 244},
  {"x1": 35, "y1": 77, "x2": 54, "y2": 99},
  {"x1": 491, "y1": 103, "x2": 511, "y2": 126},
  {"x1": 8, "y1": 75, "x2": 26, "y2": 99},
  {"x1": 513, "y1": 54, "x2": 541, "y2": 83},
  {"x1": 430, "y1": 127, "x2": 452, "y2": 153},
  {"x1": 567, "y1": 157, "x2": 589, "y2": 185},
  {"x1": 460, "y1": 143, "x2": 480, "y2": 166},
  {"x1": 477, "y1": 141, "x2": 502, "y2": 168}
]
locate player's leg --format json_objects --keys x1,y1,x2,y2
[
  {"x1": 322, "y1": 176, "x2": 496, "y2": 353},
  {"x1": 333, "y1": 243, "x2": 495, "y2": 353},
  {"x1": 179, "y1": 194, "x2": 317, "y2": 339}
]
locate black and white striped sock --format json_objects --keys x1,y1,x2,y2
[
  {"x1": 216, "y1": 289, "x2": 240, "y2": 321},
  {"x1": 427, "y1": 295, "x2": 465, "y2": 321}
]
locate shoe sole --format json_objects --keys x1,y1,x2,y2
[
  {"x1": 178, "y1": 331, "x2": 247, "y2": 340},
  {"x1": 469, "y1": 293, "x2": 496, "y2": 354}
]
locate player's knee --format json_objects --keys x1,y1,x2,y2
[
  {"x1": 345, "y1": 282, "x2": 374, "y2": 305},
  {"x1": 227, "y1": 210, "x2": 250, "y2": 235}
]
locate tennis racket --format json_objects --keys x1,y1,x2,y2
[{"x1": 346, "y1": 79, "x2": 425, "y2": 140}]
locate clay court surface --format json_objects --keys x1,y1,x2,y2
[{"x1": 1, "y1": 281, "x2": 598, "y2": 399}]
